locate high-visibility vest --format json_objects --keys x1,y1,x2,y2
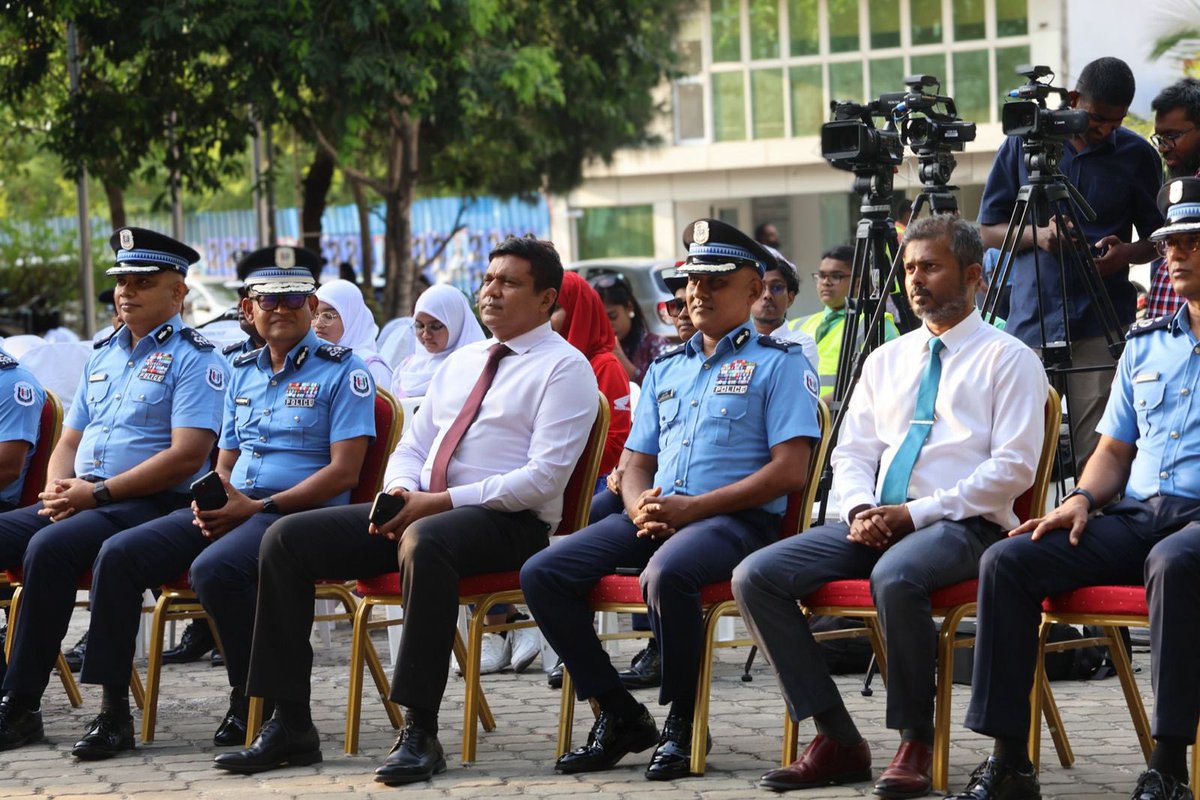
[{"x1": 790, "y1": 306, "x2": 899, "y2": 397}]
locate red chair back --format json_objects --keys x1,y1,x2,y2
[
  {"x1": 19, "y1": 389, "x2": 63, "y2": 508},
  {"x1": 350, "y1": 389, "x2": 402, "y2": 504},
  {"x1": 553, "y1": 392, "x2": 611, "y2": 537}
]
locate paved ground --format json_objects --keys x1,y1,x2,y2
[{"x1": 1, "y1": 610, "x2": 1157, "y2": 799}]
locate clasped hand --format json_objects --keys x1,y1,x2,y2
[
  {"x1": 847, "y1": 504, "x2": 915, "y2": 550},
  {"x1": 37, "y1": 478, "x2": 97, "y2": 522},
  {"x1": 192, "y1": 477, "x2": 259, "y2": 539},
  {"x1": 368, "y1": 489, "x2": 452, "y2": 540},
  {"x1": 632, "y1": 486, "x2": 694, "y2": 540}
]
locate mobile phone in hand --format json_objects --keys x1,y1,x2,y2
[
  {"x1": 191, "y1": 470, "x2": 229, "y2": 511},
  {"x1": 369, "y1": 491, "x2": 407, "y2": 526}
]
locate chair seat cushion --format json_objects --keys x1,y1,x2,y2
[
  {"x1": 356, "y1": 571, "x2": 522, "y2": 599},
  {"x1": 804, "y1": 579, "x2": 979, "y2": 610},
  {"x1": 1043, "y1": 585, "x2": 1147, "y2": 616},
  {"x1": 587, "y1": 574, "x2": 734, "y2": 606}
]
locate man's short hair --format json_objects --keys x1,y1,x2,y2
[
  {"x1": 902, "y1": 215, "x2": 983, "y2": 271},
  {"x1": 754, "y1": 222, "x2": 776, "y2": 242},
  {"x1": 1076, "y1": 57, "x2": 1136, "y2": 108},
  {"x1": 488, "y1": 235, "x2": 564, "y2": 294},
  {"x1": 821, "y1": 245, "x2": 855, "y2": 265},
  {"x1": 1151, "y1": 77, "x2": 1200, "y2": 125},
  {"x1": 766, "y1": 260, "x2": 800, "y2": 295}
]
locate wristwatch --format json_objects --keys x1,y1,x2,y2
[
  {"x1": 1063, "y1": 487, "x2": 1096, "y2": 513},
  {"x1": 261, "y1": 496, "x2": 281, "y2": 515},
  {"x1": 92, "y1": 481, "x2": 114, "y2": 506}
]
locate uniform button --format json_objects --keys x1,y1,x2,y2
[
  {"x1": 690, "y1": 400, "x2": 697, "y2": 407},
  {"x1": 721, "y1": 408, "x2": 728, "y2": 415},
  {"x1": 127, "y1": 360, "x2": 134, "y2": 368},
  {"x1": 138, "y1": 394, "x2": 145, "y2": 400},
  {"x1": 1139, "y1": 399, "x2": 1146, "y2": 407},
  {"x1": 293, "y1": 415, "x2": 300, "y2": 422},
  {"x1": 245, "y1": 480, "x2": 252, "y2": 486},
  {"x1": 703, "y1": 363, "x2": 711, "y2": 370},
  {"x1": 1160, "y1": 471, "x2": 1170, "y2": 479},
  {"x1": 102, "y1": 426, "x2": 109, "y2": 432},
  {"x1": 1171, "y1": 431, "x2": 1181, "y2": 439},
  {"x1": 94, "y1": 459, "x2": 101, "y2": 466},
  {"x1": 254, "y1": 452, "x2": 261, "y2": 459},
  {"x1": 1194, "y1": 346, "x2": 1200, "y2": 355},
  {"x1": 114, "y1": 393, "x2": 121, "y2": 400},
  {"x1": 674, "y1": 479, "x2": 683, "y2": 487},
  {"x1": 259, "y1": 436, "x2": 266, "y2": 442},
  {"x1": 682, "y1": 438, "x2": 690, "y2": 446},
  {"x1": 263, "y1": 410, "x2": 271, "y2": 416},
  {"x1": 1183, "y1": 388, "x2": 1192, "y2": 396},
  {"x1": 270, "y1": 380, "x2": 277, "y2": 386}
]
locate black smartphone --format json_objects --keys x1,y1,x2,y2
[
  {"x1": 369, "y1": 491, "x2": 407, "y2": 526},
  {"x1": 191, "y1": 470, "x2": 229, "y2": 511}
]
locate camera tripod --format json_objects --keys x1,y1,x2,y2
[{"x1": 980, "y1": 146, "x2": 1126, "y2": 484}]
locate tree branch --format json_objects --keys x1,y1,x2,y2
[{"x1": 417, "y1": 197, "x2": 471, "y2": 271}]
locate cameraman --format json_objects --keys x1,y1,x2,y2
[{"x1": 978, "y1": 57, "x2": 1163, "y2": 468}]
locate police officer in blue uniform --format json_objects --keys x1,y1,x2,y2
[
  {"x1": 950, "y1": 178, "x2": 1200, "y2": 800},
  {"x1": 0, "y1": 347, "x2": 45, "y2": 512},
  {"x1": 167, "y1": 246, "x2": 326, "y2": 668},
  {"x1": 67, "y1": 253, "x2": 376, "y2": 760},
  {"x1": 522, "y1": 219, "x2": 822, "y2": 781},
  {"x1": 0, "y1": 227, "x2": 228, "y2": 751}
]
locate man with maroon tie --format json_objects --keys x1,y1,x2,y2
[{"x1": 214, "y1": 236, "x2": 598, "y2": 782}]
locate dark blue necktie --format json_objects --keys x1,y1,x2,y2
[{"x1": 879, "y1": 337, "x2": 945, "y2": 505}]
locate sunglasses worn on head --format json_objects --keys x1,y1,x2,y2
[
  {"x1": 253, "y1": 293, "x2": 308, "y2": 311},
  {"x1": 588, "y1": 274, "x2": 630, "y2": 291}
]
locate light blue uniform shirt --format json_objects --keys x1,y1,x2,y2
[
  {"x1": 625, "y1": 322, "x2": 822, "y2": 515},
  {"x1": 65, "y1": 315, "x2": 228, "y2": 492},
  {"x1": 0, "y1": 348, "x2": 45, "y2": 507},
  {"x1": 1098, "y1": 306, "x2": 1200, "y2": 501},
  {"x1": 222, "y1": 328, "x2": 376, "y2": 505}
]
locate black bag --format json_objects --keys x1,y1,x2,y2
[
  {"x1": 809, "y1": 615, "x2": 874, "y2": 675},
  {"x1": 952, "y1": 621, "x2": 1105, "y2": 685}
]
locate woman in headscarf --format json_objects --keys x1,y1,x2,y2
[
  {"x1": 553, "y1": 272, "x2": 631, "y2": 477},
  {"x1": 391, "y1": 284, "x2": 485, "y2": 399},
  {"x1": 312, "y1": 279, "x2": 393, "y2": 387},
  {"x1": 590, "y1": 274, "x2": 669, "y2": 384}
]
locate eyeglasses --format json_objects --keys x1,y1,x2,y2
[
  {"x1": 656, "y1": 297, "x2": 686, "y2": 320},
  {"x1": 762, "y1": 282, "x2": 789, "y2": 296},
  {"x1": 253, "y1": 294, "x2": 308, "y2": 311},
  {"x1": 1151, "y1": 126, "x2": 1198, "y2": 150},
  {"x1": 811, "y1": 272, "x2": 850, "y2": 283},
  {"x1": 413, "y1": 320, "x2": 446, "y2": 334},
  {"x1": 1155, "y1": 234, "x2": 1200, "y2": 257},
  {"x1": 313, "y1": 310, "x2": 341, "y2": 325}
]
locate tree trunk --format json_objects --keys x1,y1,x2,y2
[
  {"x1": 301, "y1": 148, "x2": 334, "y2": 255},
  {"x1": 103, "y1": 179, "x2": 126, "y2": 230},
  {"x1": 381, "y1": 109, "x2": 420, "y2": 320},
  {"x1": 348, "y1": 175, "x2": 374, "y2": 284}
]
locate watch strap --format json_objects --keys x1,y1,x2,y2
[{"x1": 1064, "y1": 487, "x2": 1096, "y2": 513}]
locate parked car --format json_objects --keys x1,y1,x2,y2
[{"x1": 566, "y1": 258, "x2": 677, "y2": 340}]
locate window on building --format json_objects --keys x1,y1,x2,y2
[
  {"x1": 953, "y1": 0, "x2": 987, "y2": 41},
  {"x1": 713, "y1": 71, "x2": 748, "y2": 140},
  {"x1": 750, "y1": 0, "x2": 782, "y2": 60},
  {"x1": 678, "y1": 14, "x2": 704, "y2": 74},
  {"x1": 870, "y1": 57, "x2": 905, "y2": 98},
  {"x1": 675, "y1": 82, "x2": 706, "y2": 140},
  {"x1": 790, "y1": 65, "x2": 823, "y2": 136},
  {"x1": 752, "y1": 69, "x2": 786, "y2": 138},
  {"x1": 828, "y1": 0, "x2": 859, "y2": 53},
  {"x1": 910, "y1": 53, "x2": 947, "y2": 85},
  {"x1": 994, "y1": 44, "x2": 1031, "y2": 110},
  {"x1": 996, "y1": 0, "x2": 1028, "y2": 37},
  {"x1": 577, "y1": 206, "x2": 654, "y2": 260},
  {"x1": 910, "y1": 0, "x2": 944, "y2": 45},
  {"x1": 869, "y1": 0, "x2": 901, "y2": 49},
  {"x1": 711, "y1": 0, "x2": 742, "y2": 62},
  {"x1": 829, "y1": 60, "x2": 864, "y2": 104},
  {"x1": 953, "y1": 49, "x2": 990, "y2": 123},
  {"x1": 788, "y1": 0, "x2": 819, "y2": 56}
]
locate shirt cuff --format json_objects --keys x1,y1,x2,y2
[
  {"x1": 447, "y1": 483, "x2": 480, "y2": 509},
  {"x1": 384, "y1": 477, "x2": 418, "y2": 493},
  {"x1": 905, "y1": 496, "x2": 942, "y2": 530},
  {"x1": 838, "y1": 491, "x2": 878, "y2": 524}
]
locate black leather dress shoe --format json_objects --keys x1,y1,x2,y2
[
  {"x1": 63, "y1": 632, "x2": 87, "y2": 673},
  {"x1": 1129, "y1": 769, "x2": 1193, "y2": 800},
  {"x1": 0, "y1": 696, "x2": 44, "y2": 751},
  {"x1": 547, "y1": 660, "x2": 564, "y2": 690},
  {"x1": 947, "y1": 757, "x2": 1041, "y2": 800},
  {"x1": 555, "y1": 705, "x2": 659, "y2": 774},
  {"x1": 645, "y1": 712, "x2": 712, "y2": 780},
  {"x1": 618, "y1": 640, "x2": 661, "y2": 689},
  {"x1": 163, "y1": 621, "x2": 216, "y2": 664},
  {"x1": 72, "y1": 711, "x2": 135, "y2": 760},
  {"x1": 374, "y1": 721, "x2": 447, "y2": 785},
  {"x1": 212, "y1": 690, "x2": 274, "y2": 747},
  {"x1": 213, "y1": 718, "x2": 322, "y2": 773}
]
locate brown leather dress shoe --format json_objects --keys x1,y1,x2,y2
[
  {"x1": 874, "y1": 740, "x2": 932, "y2": 798},
  {"x1": 759, "y1": 734, "x2": 872, "y2": 791}
]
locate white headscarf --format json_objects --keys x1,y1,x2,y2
[
  {"x1": 392, "y1": 284, "x2": 485, "y2": 398},
  {"x1": 315, "y1": 279, "x2": 391, "y2": 385}
]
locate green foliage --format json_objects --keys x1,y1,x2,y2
[{"x1": 0, "y1": 219, "x2": 107, "y2": 315}]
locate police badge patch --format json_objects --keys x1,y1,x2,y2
[
  {"x1": 349, "y1": 369, "x2": 372, "y2": 398},
  {"x1": 119, "y1": 229, "x2": 134, "y2": 250},
  {"x1": 714, "y1": 359, "x2": 756, "y2": 394},
  {"x1": 206, "y1": 366, "x2": 225, "y2": 391},
  {"x1": 285, "y1": 382, "x2": 320, "y2": 408},
  {"x1": 277, "y1": 246, "x2": 296, "y2": 269},
  {"x1": 14, "y1": 381, "x2": 36, "y2": 406},
  {"x1": 693, "y1": 220, "x2": 709, "y2": 244},
  {"x1": 804, "y1": 370, "x2": 820, "y2": 398},
  {"x1": 139, "y1": 352, "x2": 174, "y2": 382}
]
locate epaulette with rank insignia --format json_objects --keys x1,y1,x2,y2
[
  {"x1": 178, "y1": 327, "x2": 216, "y2": 350},
  {"x1": 653, "y1": 344, "x2": 687, "y2": 363},
  {"x1": 316, "y1": 343, "x2": 351, "y2": 362},
  {"x1": 758, "y1": 334, "x2": 802, "y2": 352},
  {"x1": 233, "y1": 349, "x2": 262, "y2": 368},
  {"x1": 222, "y1": 341, "x2": 245, "y2": 356},
  {"x1": 0, "y1": 352, "x2": 17, "y2": 369},
  {"x1": 93, "y1": 326, "x2": 122, "y2": 349},
  {"x1": 1126, "y1": 315, "x2": 1171, "y2": 339}
]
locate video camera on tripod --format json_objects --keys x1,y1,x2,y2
[
  {"x1": 892, "y1": 75, "x2": 977, "y2": 189},
  {"x1": 1001, "y1": 65, "x2": 1089, "y2": 142}
]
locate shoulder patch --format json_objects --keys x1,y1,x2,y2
[
  {"x1": 653, "y1": 344, "x2": 687, "y2": 363},
  {"x1": 179, "y1": 327, "x2": 216, "y2": 351},
  {"x1": 758, "y1": 334, "x2": 801, "y2": 352},
  {"x1": 1126, "y1": 315, "x2": 1171, "y2": 339},
  {"x1": 316, "y1": 343, "x2": 351, "y2": 362},
  {"x1": 222, "y1": 341, "x2": 245, "y2": 356},
  {"x1": 233, "y1": 349, "x2": 262, "y2": 368},
  {"x1": 0, "y1": 352, "x2": 17, "y2": 370},
  {"x1": 94, "y1": 326, "x2": 122, "y2": 349}
]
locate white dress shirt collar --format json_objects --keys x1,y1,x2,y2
[
  {"x1": 493, "y1": 320, "x2": 554, "y2": 355},
  {"x1": 917, "y1": 308, "x2": 983, "y2": 355}
]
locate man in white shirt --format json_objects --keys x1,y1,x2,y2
[
  {"x1": 213, "y1": 236, "x2": 598, "y2": 784},
  {"x1": 752, "y1": 246, "x2": 819, "y2": 369},
  {"x1": 731, "y1": 215, "x2": 1047, "y2": 797}
]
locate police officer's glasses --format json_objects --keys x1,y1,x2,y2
[
  {"x1": 656, "y1": 297, "x2": 686, "y2": 322},
  {"x1": 1156, "y1": 234, "x2": 1200, "y2": 257},
  {"x1": 1151, "y1": 126, "x2": 1197, "y2": 150},
  {"x1": 812, "y1": 271, "x2": 850, "y2": 283},
  {"x1": 253, "y1": 294, "x2": 308, "y2": 311}
]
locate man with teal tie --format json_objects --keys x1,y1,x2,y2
[{"x1": 732, "y1": 215, "x2": 1047, "y2": 797}]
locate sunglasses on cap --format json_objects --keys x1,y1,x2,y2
[{"x1": 252, "y1": 293, "x2": 309, "y2": 311}]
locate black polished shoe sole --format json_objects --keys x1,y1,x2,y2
[
  {"x1": 214, "y1": 748, "x2": 323, "y2": 774},
  {"x1": 72, "y1": 736, "x2": 135, "y2": 760},
  {"x1": 554, "y1": 728, "x2": 660, "y2": 774},
  {"x1": 872, "y1": 782, "x2": 932, "y2": 799},
  {"x1": 374, "y1": 756, "x2": 447, "y2": 785}
]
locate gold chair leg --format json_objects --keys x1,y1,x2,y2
[
  {"x1": 933, "y1": 604, "x2": 973, "y2": 792},
  {"x1": 1028, "y1": 622, "x2": 1049, "y2": 771},
  {"x1": 4, "y1": 586, "x2": 19, "y2": 660},
  {"x1": 1105, "y1": 625, "x2": 1153, "y2": 763},
  {"x1": 130, "y1": 667, "x2": 145, "y2": 711},
  {"x1": 56, "y1": 652, "x2": 83, "y2": 707},
  {"x1": 1041, "y1": 674, "x2": 1073, "y2": 767},
  {"x1": 344, "y1": 600, "x2": 373, "y2": 754},
  {"x1": 141, "y1": 594, "x2": 173, "y2": 742},
  {"x1": 362, "y1": 631, "x2": 404, "y2": 730},
  {"x1": 556, "y1": 666, "x2": 577, "y2": 757},
  {"x1": 246, "y1": 697, "x2": 263, "y2": 747},
  {"x1": 1192, "y1": 720, "x2": 1199, "y2": 790},
  {"x1": 690, "y1": 602, "x2": 731, "y2": 776},
  {"x1": 782, "y1": 713, "x2": 798, "y2": 766},
  {"x1": 453, "y1": 627, "x2": 494, "y2": 733},
  {"x1": 865, "y1": 617, "x2": 888, "y2": 683}
]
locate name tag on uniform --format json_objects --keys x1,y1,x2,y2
[
  {"x1": 285, "y1": 382, "x2": 320, "y2": 408},
  {"x1": 88, "y1": 372, "x2": 107, "y2": 383},
  {"x1": 234, "y1": 396, "x2": 251, "y2": 406},
  {"x1": 138, "y1": 352, "x2": 174, "y2": 383},
  {"x1": 714, "y1": 359, "x2": 756, "y2": 395},
  {"x1": 1133, "y1": 372, "x2": 1160, "y2": 383},
  {"x1": 656, "y1": 389, "x2": 675, "y2": 402}
]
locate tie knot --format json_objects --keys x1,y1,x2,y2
[
  {"x1": 929, "y1": 337, "x2": 944, "y2": 355},
  {"x1": 487, "y1": 343, "x2": 513, "y2": 362}
]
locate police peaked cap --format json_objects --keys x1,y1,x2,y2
[
  {"x1": 680, "y1": 218, "x2": 772, "y2": 276},
  {"x1": 107, "y1": 227, "x2": 201, "y2": 276},
  {"x1": 1151, "y1": 178, "x2": 1200, "y2": 241},
  {"x1": 235, "y1": 245, "x2": 324, "y2": 283}
]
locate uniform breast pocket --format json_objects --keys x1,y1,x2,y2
[
  {"x1": 130, "y1": 381, "x2": 169, "y2": 426},
  {"x1": 285, "y1": 408, "x2": 322, "y2": 448},
  {"x1": 1132, "y1": 380, "x2": 1165, "y2": 435},
  {"x1": 705, "y1": 395, "x2": 749, "y2": 447},
  {"x1": 86, "y1": 380, "x2": 111, "y2": 410},
  {"x1": 234, "y1": 405, "x2": 256, "y2": 436}
]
